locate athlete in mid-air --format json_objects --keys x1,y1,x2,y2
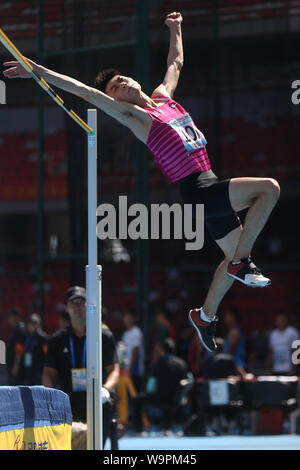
[{"x1": 3, "y1": 12, "x2": 280, "y2": 353}]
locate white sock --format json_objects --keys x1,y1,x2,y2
[{"x1": 200, "y1": 307, "x2": 213, "y2": 323}]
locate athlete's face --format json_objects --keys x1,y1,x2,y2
[{"x1": 105, "y1": 74, "x2": 142, "y2": 102}]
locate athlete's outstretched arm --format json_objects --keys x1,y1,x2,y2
[
  {"x1": 2, "y1": 59, "x2": 144, "y2": 126},
  {"x1": 152, "y1": 12, "x2": 184, "y2": 98}
]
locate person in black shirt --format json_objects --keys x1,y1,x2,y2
[
  {"x1": 19, "y1": 313, "x2": 48, "y2": 385},
  {"x1": 57, "y1": 311, "x2": 71, "y2": 330},
  {"x1": 6, "y1": 307, "x2": 26, "y2": 385},
  {"x1": 132, "y1": 337, "x2": 188, "y2": 432},
  {"x1": 42, "y1": 286, "x2": 120, "y2": 447}
]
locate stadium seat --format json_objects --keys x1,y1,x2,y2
[{"x1": 246, "y1": 378, "x2": 298, "y2": 434}]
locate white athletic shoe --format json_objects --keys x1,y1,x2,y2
[{"x1": 227, "y1": 258, "x2": 271, "y2": 288}]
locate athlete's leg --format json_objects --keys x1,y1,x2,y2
[
  {"x1": 203, "y1": 226, "x2": 242, "y2": 318},
  {"x1": 188, "y1": 176, "x2": 280, "y2": 351},
  {"x1": 192, "y1": 178, "x2": 277, "y2": 319},
  {"x1": 188, "y1": 226, "x2": 242, "y2": 352},
  {"x1": 228, "y1": 177, "x2": 280, "y2": 262}
]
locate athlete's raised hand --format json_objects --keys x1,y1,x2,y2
[
  {"x1": 2, "y1": 59, "x2": 33, "y2": 78},
  {"x1": 165, "y1": 12, "x2": 183, "y2": 28}
]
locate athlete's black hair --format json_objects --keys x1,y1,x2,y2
[{"x1": 94, "y1": 68, "x2": 120, "y2": 93}]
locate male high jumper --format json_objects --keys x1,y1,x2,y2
[{"x1": 3, "y1": 12, "x2": 280, "y2": 352}]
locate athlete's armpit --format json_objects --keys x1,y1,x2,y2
[{"x1": 83, "y1": 86, "x2": 149, "y2": 128}]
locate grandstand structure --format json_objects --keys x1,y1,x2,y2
[{"x1": 0, "y1": 0, "x2": 300, "y2": 354}]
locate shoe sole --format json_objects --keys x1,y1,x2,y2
[
  {"x1": 226, "y1": 272, "x2": 271, "y2": 288},
  {"x1": 188, "y1": 310, "x2": 215, "y2": 353}
]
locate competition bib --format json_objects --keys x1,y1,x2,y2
[
  {"x1": 168, "y1": 114, "x2": 207, "y2": 152},
  {"x1": 69, "y1": 336, "x2": 86, "y2": 391},
  {"x1": 24, "y1": 353, "x2": 32, "y2": 368},
  {"x1": 71, "y1": 368, "x2": 87, "y2": 392}
]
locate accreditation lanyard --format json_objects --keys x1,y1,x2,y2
[
  {"x1": 24, "y1": 334, "x2": 37, "y2": 368},
  {"x1": 69, "y1": 335, "x2": 87, "y2": 392},
  {"x1": 69, "y1": 335, "x2": 86, "y2": 368}
]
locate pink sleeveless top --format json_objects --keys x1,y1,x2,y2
[{"x1": 145, "y1": 96, "x2": 211, "y2": 182}]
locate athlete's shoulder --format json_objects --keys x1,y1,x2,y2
[
  {"x1": 151, "y1": 83, "x2": 172, "y2": 100},
  {"x1": 151, "y1": 94, "x2": 172, "y2": 103}
]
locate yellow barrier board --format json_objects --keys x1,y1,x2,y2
[{"x1": 0, "y1": 423, "x2": 72, "y2": 450}]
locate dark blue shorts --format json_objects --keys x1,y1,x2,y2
[{"x1": 179, "y1": 171, "x2": 241, "y2": 241}]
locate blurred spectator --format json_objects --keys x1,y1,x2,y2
[
  {"x1": 116, "y1": 340, "x2": 144, "y2": 428},
  {"x1": 102, "y1": 305, "x2": 109, "y2": 326},
  {"x1": 19, "y1": 314, "x2": 48, "y2": 385},
  {"x1": 222, "y1": 308, "x2": 247, "y2": 377},
  {"x1": 202, "y1": 338, "x2": 241, "y2": 380},
  {"x1": 188, "y1": 332, "x2": 206, "y2": 377},
  {"x1": 152, "y1": 310, "x2": 176, "y2": 363},
  {"x1": 200, "y1": 338, "x2": 249, "y2": 435},
  {"x1": 266, "y1": 312, "x2": 300, "y2": 375},
  {"x1": 57, "y1": 311, "x2": 71, "y2": 331},
  {"x1": 155, "y1": 311, "x2": 176, "y2": 342},
  {"x1": 132, "y1": 338, "x2": 188, "y2": 432},
  {"x1": 6, "y1": 307, "x2": 25, "y2": 385},
  {"x1": 247, "y1": 329, "x2": 270, "y2": 375},
  {"x1": 42, "y1": 285, "x2": 120, "y2": 447},
  {"x1": 176, "y1": 323, "x2": 194, "y2": 364},
  {"x1": 121, "y1": 309, "x2": 144, "y2": 393}
]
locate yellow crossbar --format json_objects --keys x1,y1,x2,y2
[{"x1": 0, "y1": 28, "x2": 94, "y2": 135}]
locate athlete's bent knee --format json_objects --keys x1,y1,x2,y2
[{"x1": 264, "y1": 178, "x2": 280, "y2": 199}]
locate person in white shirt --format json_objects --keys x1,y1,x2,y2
[
  {"x1": 122, "y1": 310, "x2": 145, "y2": 392},
  {"x1": 267, "y1": 312, "x2": 300, "y2": 375}
]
